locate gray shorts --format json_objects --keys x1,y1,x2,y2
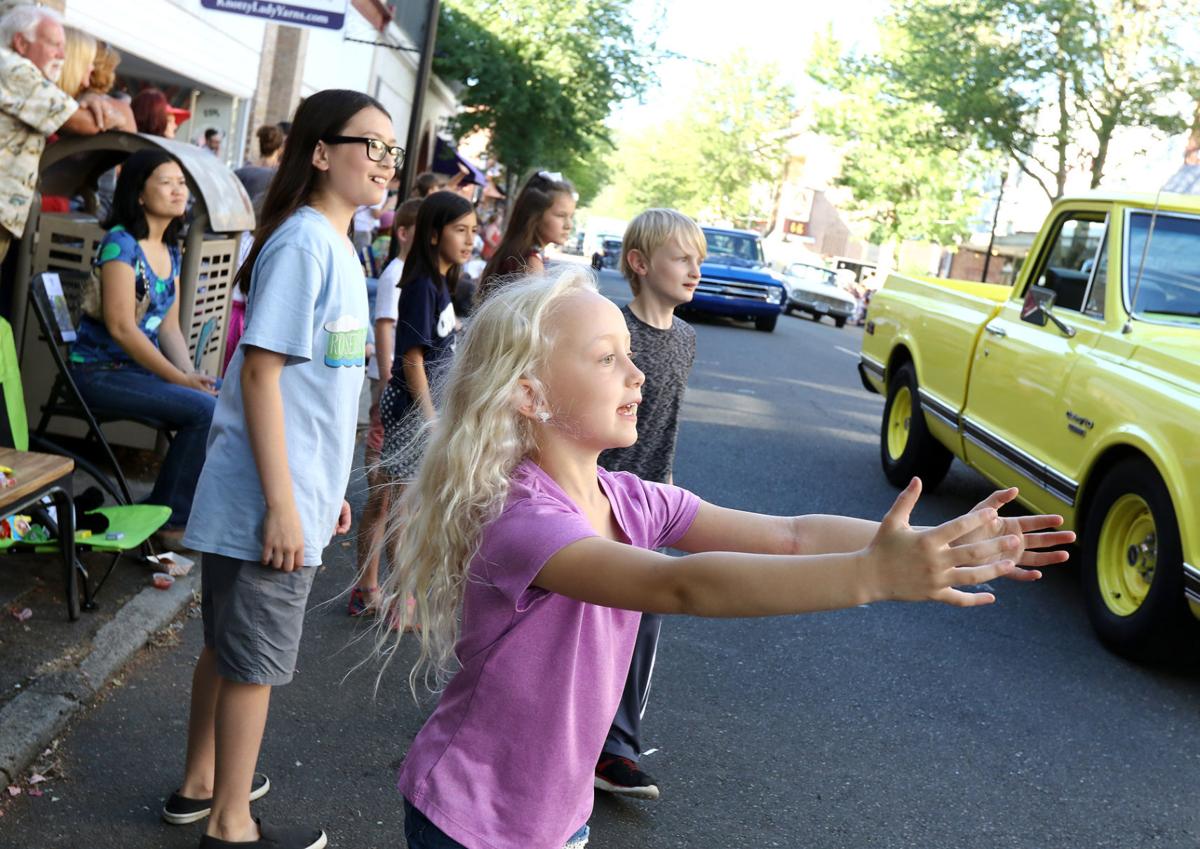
[{"x1": 200, "y1": 552, "x2": 318, "y2": 686}]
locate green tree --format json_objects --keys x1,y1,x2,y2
[
  {"x1": 865, "y1": 0, "x2": 1200, "y2": 199},
  {"x1": 809, "y1": 35, "x2": 997, "y2": 245},
  {"x1": 434, "y1": 0, "x2": 658, "y2": 202},
  {"x1": 597, "y1": 52, "x2": 797, "y2": 226}
]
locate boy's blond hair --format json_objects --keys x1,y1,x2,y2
[{"x1": 619, "y1": 208, "x2": 707, "y2": 295}]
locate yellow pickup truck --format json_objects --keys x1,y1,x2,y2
[{"x1": 858, "y1": 192, "x2": 1199, "y2": 659}]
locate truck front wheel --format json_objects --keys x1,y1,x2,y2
[
  {"x1": 879, "y1": 362, "x2": 953, "y2": 490},
  {"x1": 754, "y1": 314, "x2": 778, "y2": 332},
  {"x1": 1081, "y1": 458, "x2": 1191, "y2": 661}
]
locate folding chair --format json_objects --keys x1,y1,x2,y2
[
  {"x1": 28, "y1": 271, "x2": 174, "y2": 504},
  {"x1": 2, "y1": 303, "x2": 171, "y2": 619}
]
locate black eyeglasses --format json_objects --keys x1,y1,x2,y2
[{"x1": 322, "y1": 136, "x2": 405, "y2": 168}]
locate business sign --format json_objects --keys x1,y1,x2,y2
[
  {"x1": 785, "y1": 186, "x2": 815, "y2": 222},
  {"x1": 200, "y1": 0, "x2": 347, "y2": 31},
  {"x1": 784, "y1": 218, "x2": 810, "y2": 237}
]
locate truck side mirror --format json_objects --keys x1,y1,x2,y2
[
  {"x1": 1021, "y1": 285, "x2": 1055, "y2": 326},
  {"x1": 1021, "y1": 285, "x2": 1076, "y2": 337}
]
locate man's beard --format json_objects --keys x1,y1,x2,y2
[{"x1": 43, "y1": 60, "x2": 63, "y2": 83}]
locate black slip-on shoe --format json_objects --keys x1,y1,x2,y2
[
  {"x1": 594, "y1": 754, "x2": 661, "y2": 800},
  {"x1": 162, "y1": 773, "x2": 271, "y2": 825},
  {"x1": 198, "y1": 819, "x2": 327, "y2": 849}
]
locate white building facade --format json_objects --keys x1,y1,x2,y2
[{"x1": 55, "y1": 0, "x2": 458, "y2": 170}]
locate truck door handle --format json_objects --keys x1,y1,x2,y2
[{"x1": 985, "y1": 323, "x2": 1007, "y2": 338}]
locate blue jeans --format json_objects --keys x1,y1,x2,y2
[
  {"x1": 71, "y1": 365, "x2": 218, "y2": 527},
  {"x1": 403, "y1": 800, "x2": 589, "y2": 848}
]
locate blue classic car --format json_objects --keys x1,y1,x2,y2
[{"x1": 686, "y1": 227, "x2": 786, "y2": 332}]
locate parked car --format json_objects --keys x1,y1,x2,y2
[
  {"x1": 859, "y1": 191, "x2": 1200, "y2": 659},
  {"x1": 591, "y1": 237, "x2": 622, "y2": 270},
  {"x1": 685, "y1": 227, "x2": 786, "y2": 332},
  {"x1": 782, "y1": 261, "x2": 858, "y2": 327}
]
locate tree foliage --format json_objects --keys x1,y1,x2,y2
[
  {"x1": 597, "y1": 51, "x2": 797, "y2": 226},
  {"x1": 809, "y1": 35, "x2": 997, "y2": 246},
  {"x1": 837, "y1": 0, "x2": 1200, "y2": 200},
  {"x1": 433, "y1": 0, "x2": 658, "y2": 203}
]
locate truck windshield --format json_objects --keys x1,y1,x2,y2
[
  {"x1": 705, "y1": 231, "x2": 764, "y2": 265},
  {"x1": 1126, "y1": 212, "x2": 1200, "y2": 323}
]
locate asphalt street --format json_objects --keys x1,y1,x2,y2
[{"x1": 2, "y1": 267, "x2": 1197, "y2": 848}]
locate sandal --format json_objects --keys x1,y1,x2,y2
[{"x1": 347, "y1": 586, "x2": 379, "y2": 617}]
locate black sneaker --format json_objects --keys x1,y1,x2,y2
[
  {"x1": 198, "y1": 819, "x2": 326, "y2": 849},
  {"x1": 594, "y1": 754, "x2": 660, "y2": 800},
  {"x1": 162, "y1": 773, "x2": 271, "y2": 825}
]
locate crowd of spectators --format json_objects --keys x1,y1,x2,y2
[
  {"x1": 0, "y1": 1, "x2": 509, "y2": 554},
  {"x1": 0, "y1": 3, "x2": 289, "y2": 545}
]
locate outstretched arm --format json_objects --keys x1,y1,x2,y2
[
  {"x1": 674, "y1": 503, "x2": 879, "y2": 556},
  {"x1": 676, "y1": 485, "x2": 1074, "y2": 569},
  {"x1": 534, "y1": 479, "x2": 1066, "y2": 617}
]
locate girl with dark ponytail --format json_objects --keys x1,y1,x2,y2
[{"x1": 476, "y1": 170, "x2": 576, "y2": 301}]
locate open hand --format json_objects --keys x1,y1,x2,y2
[
  {"x1": 955, "y1": 487, "x2": 1075, "y2": 576},
  {"x1": 864, "y1": 478, "x2": 1041, "y2": 607}
]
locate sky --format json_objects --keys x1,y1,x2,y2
[{"x1": 611, "y1": 0, "x2": 887, "y2": 129}]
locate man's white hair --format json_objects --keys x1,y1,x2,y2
[{"x1": 0, "y1": 4, "x2": 63, "y2": 49}]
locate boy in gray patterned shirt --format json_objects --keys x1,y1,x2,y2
[{"x1": 595, "y1": 208, "x2": 707, "y2": 800}]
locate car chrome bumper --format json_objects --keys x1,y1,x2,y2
[{"x1": 788, "y1": 296, "x2": 854, "y2": 318}]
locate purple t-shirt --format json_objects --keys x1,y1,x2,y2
[{"x1": 397, "y1": 459, "x2": 701, "y2": 849}]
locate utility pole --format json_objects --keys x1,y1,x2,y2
[{"x1": 399, "y1": 0, "x2": 440, "y2": 199}]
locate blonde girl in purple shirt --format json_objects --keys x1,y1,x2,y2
[{"x1": 374, "y1": 268, "x2": 1074, "y2": 849}]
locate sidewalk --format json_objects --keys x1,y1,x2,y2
[
  {"x1": 0, "y1": 454, "x2": 425, "y2": 847},
  {"x1": 0, "y1": 449, "x2": 196, "y2": 789},
  {"x1": 0, "y1": 377, "x2": 379, "y2": 795}
]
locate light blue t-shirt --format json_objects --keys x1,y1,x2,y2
[{"x1": 184, "y1": 206, "x2": 369, "y2": 566}]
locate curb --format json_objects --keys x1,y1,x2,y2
[{"x1": 0, "y1": 572, "x2": 198, "y2": 784}]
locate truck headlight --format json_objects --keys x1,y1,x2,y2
[{"x1": 767, "y1": 288, "x2": 783, "y2": 304}]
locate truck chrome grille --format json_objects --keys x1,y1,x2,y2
[{"x1": 697, "y1": 278, "x2": 773, "y2": 302}]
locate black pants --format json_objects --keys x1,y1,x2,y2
[{"x1": 602, "y1": 612, "x2": 662, "y2": 761}]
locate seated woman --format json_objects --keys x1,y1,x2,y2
[{"x1": 69, "y1": 149, "x2": 218, "y2": 547}]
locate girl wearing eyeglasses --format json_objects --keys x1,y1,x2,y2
[
  {"x1": 167, "y1": 89, "x2": 402, "y2": 849},
  {"x1": 477, "y1": 170, "x2": 577, "y2": 301}
]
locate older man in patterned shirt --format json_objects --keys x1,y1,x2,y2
[{"x1": 0, "y1": 4, "x2": 113, "y2": 265}]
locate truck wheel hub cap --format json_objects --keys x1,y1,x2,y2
[
  {"x1": 887, "y1": 386, "x2": 913, "y2": 460},
  {"x1": 1097, "y1": 494, "x2": 1156, "y2": 617}
]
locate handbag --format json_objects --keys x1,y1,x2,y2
[{"x1": 80, "y1": 255, "x2": 151, "y2": 325}]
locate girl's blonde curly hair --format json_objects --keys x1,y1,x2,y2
[{"x1": 374, "y1": 264, "x2": 598, "y2": 696}]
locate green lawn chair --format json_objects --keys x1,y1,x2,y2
[{"x1": 0, "y1": 313, "x2": 170, "y2": 620}]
